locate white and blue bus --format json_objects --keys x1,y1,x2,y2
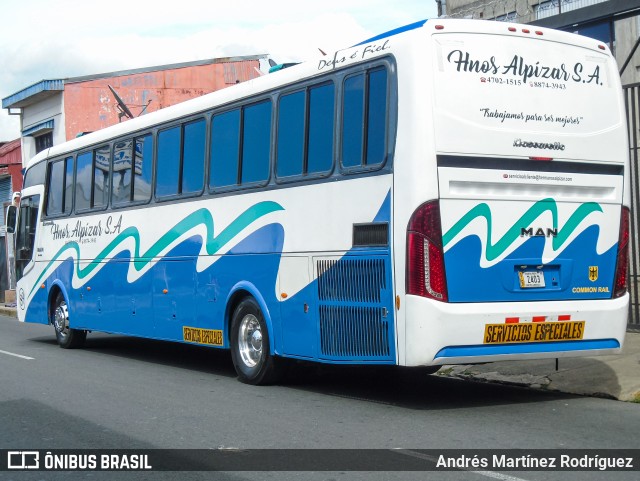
[{"x1": 9, "y1": 19, "x2": 630, "y2": 384}]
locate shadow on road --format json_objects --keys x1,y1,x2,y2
[
  {"x1": 280, "y1": 361, "x2": 578, "y2": 410},
  {"x1": 31, "y1": 332, "x2": 237, "y2": 377},
  {"x1": 28, "y1": 332, "x2": 577, "y2": 410}
]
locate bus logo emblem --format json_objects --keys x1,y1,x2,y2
[{"x1": 588, "y1": 266, "x2": 598, "y2": 282}]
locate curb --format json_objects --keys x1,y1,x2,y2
[{"x1": 0, "y1": 306, "x2": 17, "y2": 318}]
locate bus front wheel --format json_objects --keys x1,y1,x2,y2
[
  {"x1": 230, "y1": 297, "x2": 282, "y2": 385},
  {"x1": 52, "y1": 292, "x2": 86, "y2": 349}
]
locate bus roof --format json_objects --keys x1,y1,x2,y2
[{"x1": 25, "y1": 18, "x2": 613, "y2": 171}]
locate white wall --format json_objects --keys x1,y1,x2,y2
[
  {"x1": 617, "y1": 16, "x2": 640, "y2": 86},
  {"x1": 20, "y1": 92, "x2": 66, "y2": 167}
]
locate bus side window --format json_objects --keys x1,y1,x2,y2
[
  {"x1": 156, "y1": 127, "x2": 181, "y2": 197},
  {"x1": 241, "y1": 100, "x2": 271, "y2": 185},
  {"x1": 46, "y1": 160, "x2": 65, "y2": 216},
  {"x1": 75, "y1": 152, "x2": 93, "y2": 211},
  {"x1": 366, "y1": 68, "x2": 388, "y2": 166},
  {"x1": 64, "y1": 156, "x2": 74, "y2": 214},
  {"x1": 277, "y1": 83, "x2": 334, "y2": 180},
  {"x1": 93, "y1": 145, "x2": 111, "y2": 208},
  {"x1": 341, "y1": 66, "x2": 389, "y2": 169},
  {"x1": 133, "y1": 135, "x2": 153, "y2": 202},
  {"x1": 182, "y1": 119, "x2": 206, "y2": 194},
  {"x1": 210, "y1": 109, "x2": 241, "y2": 189},
  {"x1": 112, "y1": 135, "x2": 153, "y2": 205},
  {"x1": 112, "y1": 139, "x2": 133, "y2": 205},
  {"x1": 342, "y1": 74, "x2": 365, "y2": 168},
  {"x1": 277, "y1": 91, "x2": 305, "y2": 178},
  {"x1": 156, "y1": 121, "x2": 205, "y2": 199},
  {"x1": 307, "y1": 82, "x2": 334, "y2": 174},
  {"x1": 47, "y1": 156, "x2": 75, "y2": 216}
]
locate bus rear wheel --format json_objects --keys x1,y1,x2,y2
[
  {"x1": 230, "y1": 297, "x2": 282, "y2": 385},
  {"x1": 52, "y1": 292, "x2": 86, "y2": 349}
]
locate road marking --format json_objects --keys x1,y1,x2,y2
[
  {"x1": 0, "y1": 349, "x2": 35, "y2": 360},
  {"x1": 395, "y1": 449, "x2": 531, "y2": 481},
  {"x1": 470, "y1": 470, "x2": 531, "y2": 481}
]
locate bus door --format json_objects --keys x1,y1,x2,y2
[{"x1": 14, "y1": 194, "x2": 42, "y2": 282}]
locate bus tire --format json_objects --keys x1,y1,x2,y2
[
  {"x1": 230, "y1": 297, "x2": 281, "y2": 385},
  {"x1": 52, "y1": 292, "x2": 86, "y2": 349}
]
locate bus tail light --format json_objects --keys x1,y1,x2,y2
[
  {"x1": 407, "y1": 200, "x2": 448, "y2": 302},
  {"x1": 613, "y1": 206, "x2": 630, "y2": 298}
]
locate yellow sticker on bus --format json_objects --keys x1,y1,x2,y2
[
  {"x1": 483, "y1": 321, "x2": 585, "y2": 344},
  {"x1": 183, "y1": 327, "x2": 224, "y2": 346}
]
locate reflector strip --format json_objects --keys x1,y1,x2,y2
[{"x1": 504, "y1": 315, "x2": 571, "y2": 323}]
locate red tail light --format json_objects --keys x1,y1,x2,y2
[
  {"x1": 613, "y1": 206, "x2": 630, "y2": 298},
  {"x1": 407, "y1": 201, "x2": 448, "y2": 302}
]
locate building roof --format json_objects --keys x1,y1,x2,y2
[
  {"x1": 2, "y1": 79, "x2": 64, "y2": 109},
  {"x1": 0, "y1": 138, "x2": 22, "y2": 164},
  {"x1": 2, "y1": 54, "x2": 268, "y2": 110}
]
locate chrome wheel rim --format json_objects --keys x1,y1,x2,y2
[
  {"x1": 238, "y1": 314, "x2": 262, "y2": 368},
  {"x1": 54, "y1": 301, "x2": 69, "y2": 337}
]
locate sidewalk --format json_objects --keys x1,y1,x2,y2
[
  {"x1": 0, "y1": 305, "x2": 17, "y2": 318},
  {"x1": 1, "y1": 304, "x2": 638, "y2": 401},
  {"x1": 437, "y1": 330, "x2": 640, "y2": 402}
]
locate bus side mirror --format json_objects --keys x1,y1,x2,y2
[{"x1": 6, "y1": 205, "x2": 17, "y2": 234}]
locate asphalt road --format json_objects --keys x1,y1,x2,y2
[{"x1": 0, "y1": 315, "x2": 638, "y2": 481}]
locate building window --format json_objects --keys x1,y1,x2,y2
[
  {"x1": 567, "y1": 20, "x2": 613, "y2": 48},
  {"x1": 495, "y1": 11, "x2": 517, "y2": 21},
  {"x1": 35, "y1": 132, "x2": 53, "y2": 154}
]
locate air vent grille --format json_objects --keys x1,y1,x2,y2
[
  {"x1": 353, "y1": 223, "x2": 388, "y2": 247},
  {"x1": 317, "y1": 258, "x2": 385, "y2": 303},
  {"x1": 316, "y1": 257, "x2": 394, "y2": 361}
]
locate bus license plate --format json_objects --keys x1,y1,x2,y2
[{"x1": 519, "y1": 271, "x2": 545, "y2": 288}]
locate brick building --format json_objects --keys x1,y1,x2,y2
[
  {"x1": 0, "y1": 139, "x2": 24, "y2": 301},
  {"x1": 2, "y1": 55, "x2": 268, "y2": 168}
]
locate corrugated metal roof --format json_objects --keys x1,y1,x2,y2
[
  {"x1": 65, "y1": 55, "x2": 268, "y2": 84},
  {"x1": 0, "y1": 138, "x2": 20, "y2": 157},
  {"x1": 22, "y1": 119, "x2": 54, "y2": 136},
  {"x1": 2, "y1": 79, "x2": 64, "y2": 109},
  {"x1": 2, "y1": 55, "x2": 269, "y2": 111}
]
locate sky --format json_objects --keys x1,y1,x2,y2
[{"x1": 0, "y1": 0, "x2": 438, "y2": 141}]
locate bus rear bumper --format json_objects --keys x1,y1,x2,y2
[{"x1": 402, "y1": 294, "x2": 628, "y2": 367}]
